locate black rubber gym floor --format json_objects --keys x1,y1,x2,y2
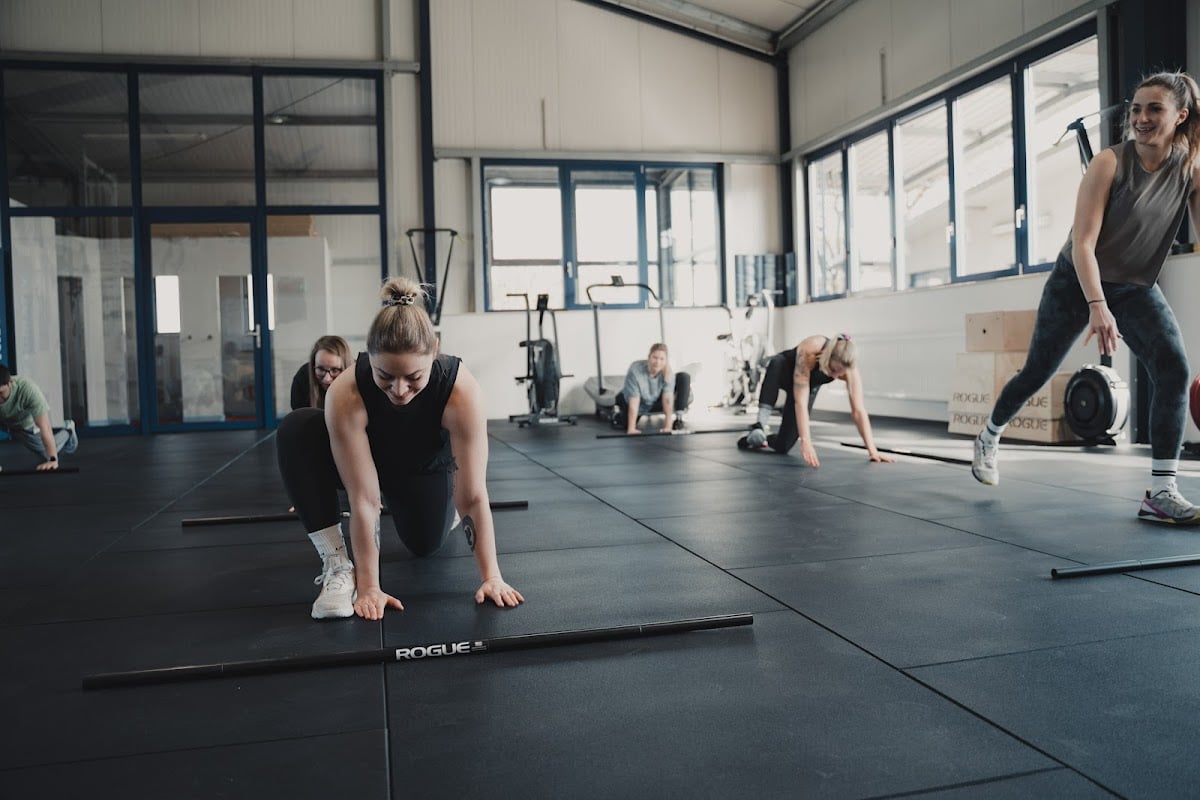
[{"x1": 4, "y1": 411, "x2": 1200, "y2": 798}]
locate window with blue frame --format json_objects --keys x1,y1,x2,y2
[
  {"x1": 482, "y1": 160, "x2": 721, "y2": 310},
  {"x1": 2, "y1": 61, "x2": 387, "y2": 432},
  {"x1": 804, "y1": 25, "x2": 1098, "y2": 300}
]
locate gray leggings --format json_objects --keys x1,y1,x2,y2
[{"x1": 992, "y1": 255, "x2": 1189, "y2": 460}]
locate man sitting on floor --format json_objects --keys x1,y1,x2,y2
[{"x1": 0, "y1": 363, "x2": 77, "y2": 471}]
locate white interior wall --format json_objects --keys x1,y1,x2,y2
[{"x1": 0, "y1": 0, "x2": 384, "y2": 60}]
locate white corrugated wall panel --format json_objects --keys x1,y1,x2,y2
[
  {"x1": 100, "y1": 0, "x2": 201, "y2": 56},
  {"x1": 432, "y1": 158, "x2": 474, "y2": 314},
  {"x1": 725, "y1": 163, "x2": 782, "y2": 263},
  {"x1": 198, "y1": 0, "x2": 294, "y2": 58},
  {"x1": 387, "y1": 0, "x2": 416, "y2": 61},
  {"x1": 638, "y1": 24, "x2": 721, "y2": 151},
  {"x1": 291, "y1": 0, "x2": 379, "y2": 60},
  {"x1": 886, "y1": 0, "x2": 951, "y2": 106},
  {"x1": 431, "y1": 0, "x2": 476, "y2": 150},
  {"x1": 469, "y1": 0, "x2": 558, "y2": 150},
  {"x1": 949, "y1": 0, "x2": 1023, "y2": 70},
  {"x1": 0, "y1": 0, "x2": 103, "y2": 53},
  {"x1": 389, "y1": 75, "x2": 422, "y2": 263},
  {"x1": 838, "y1": 0, "x2": 890, "y2": 117},
  {"x1": 556, "y1": 0, "x2": 643, "y2": 151},
  {"x1": 717, "y1": 51, "x2": 776, "y2": 153},
  {"x1": 797, "y1": 20, "x2": 847, "y2": 144},
  {"x1": 1023, "y1": 0, "x2": 1098, "y2": 31}
]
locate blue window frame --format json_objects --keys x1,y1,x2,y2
[{"x1": 482, "y1": 159, "x2": 724, "y2": 311}]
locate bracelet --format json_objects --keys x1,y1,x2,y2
[{"x1": 1087, "y1": 299, "x2": 1105, "y2": 305}]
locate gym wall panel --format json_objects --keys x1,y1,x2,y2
[
  {"x1": 556, "y1": 1, "x2": 644, "y2": 152},
  {"x1": 840, "y1": 0, "x2": 892, "y2": 119},
  {"x1": 948, "y1": 0, "x2": 1023, "y2": 71},
  {"x1": 99, "y1": 0, "x2": 202, "y2": 57},
  {"x1": 717, "y1": 51, "x2": 777, "y2": 154},
  {"x1": 1022, "y1": 0, "x2": 1097, "y2": 33},
  {"x1": 431, "y1": 0, "x2": 477, "y2": 150},
  {"x1": 0, "y1": 0, "x2": 103, "y2": 53},
  {"x1": 198, "y1": 0, "x2": 295, "y2": 59},
  {"x1": 389, "y1": 75, "x2": 422, "y2": 271},
  {"x1": 637, "y1": 25, "x2": 722, "y2": 152},
  {"x1": 386, "y1": 0, "x2": 417, "y2": 62},
  {"x1": 795, "y1": 20, "x2": 847, "y2": 145},
  {"x1": 430, "y1": 158, "x2": 474, "y2": 315},
  {"x1": 469, "y1": 0, "x2": 559, "y2": 150},
  {"x1": 724, "y1": 163, "x2": 782, "y2": 270},
  {"x1": 291, "y1": 0, "x2": 379, "y2": 60},
  {"x1": 884, "y1": 0, "x2": 951, "y2": 109}
]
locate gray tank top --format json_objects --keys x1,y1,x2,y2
[{"x1": 1060, "y1": 140, "x2": 1191, "y2": 286}]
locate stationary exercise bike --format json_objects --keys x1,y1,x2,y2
[
  {"x1": 507, "y1": 293, "x2": 576, "y2": 428},
  {"x1": 715, "y1": 289, "x2": 775, "y2": 411}
]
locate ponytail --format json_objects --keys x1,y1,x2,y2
[{"x1": 367, "y1": 277, "x2": 438, "y2": 356}]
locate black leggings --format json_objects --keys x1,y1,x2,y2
[
  {"x1": 276, "y1": 408, "x2": 457, "y2": 557},
  {"x1": 991, "y1": 256, "x2": 1189, "y2": 460},
  {"x1": 756, "y1": 353, "x2": 821, "y2": 454}
]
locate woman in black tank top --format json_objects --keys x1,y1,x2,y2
[
  {"x1": 738, "y1": 334, "x2": 895, "y2": 467},
  {"x1": 277, "y1": 277, "x2": 524, "y2": 620},
  {"x1": 971, "y1": 71, "x2": 1200, "y2": 525}
]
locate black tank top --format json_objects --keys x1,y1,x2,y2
[
  {"x1": 354, "y1": 351, "x2": 461, "y2": 474},
  {"x1": 778, "y1": 343, "x2": 835, "y2": 389}
]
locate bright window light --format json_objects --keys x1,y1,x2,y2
[{"x1": 154, "y1": 275, "x2": 181, "y2": 333}]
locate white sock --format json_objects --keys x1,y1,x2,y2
[
  {"x1": 979, "y1": 420, "x2": 1005, "y2": 449},
  {"x1": 756, "y1": 404, "x2": 772, "y2": 428},
  {"x1": 1151, "y1": 459, "x2": 1179, "y2": 495},
  {"x1": 308, "y1": 523, "x2": 349, "y2": 566}
]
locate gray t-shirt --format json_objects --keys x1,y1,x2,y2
[
  {"x1": 1060, "y1": 140, "x2": 1192, "y2": 286},
  {"x1": 622, "y1": 360, "x2": 670, "y2": 407}
]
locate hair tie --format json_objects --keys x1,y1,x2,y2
[{"x1": 383, "y1": 294, "x2": 416, "y2": 307}]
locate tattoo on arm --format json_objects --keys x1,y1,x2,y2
[{"x1": 462, "y1": 515, "x2": 477, "y2": 551}]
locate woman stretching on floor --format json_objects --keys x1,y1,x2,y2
[
  {"x1": 277, "y1": 276, "x2": 524, "y2": 620},
  {"x1": 738, "y1": 334, "x2": 895, "y2": 468}
]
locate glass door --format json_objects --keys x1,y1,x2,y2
[{"x1": 144, "y1": 214, "x2": 267, "y2": 430}]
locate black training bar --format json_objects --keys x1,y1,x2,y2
[
  {"x1": 840, "y1": 442, "x2": 971, "y2": 466},
  {"x1": 181, "y1": 499, "x2": 529, "y2": 527},
  {"x1": 0, "y1": 466, "x2": 80, "y2": 476},
  {"x1": 82, "y1": 613, "x2": 754, "y2": 689},
  {"x1": 1051, "y1": 554, "x2": 1200, "y2": 579},
  {"x1": 596, "y1": 428, "x2": 745, "y2": 440}
]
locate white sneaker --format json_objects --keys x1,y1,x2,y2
[
  {"x1": 311, "y1": 557, "x2": 356, "y2": 619},
  {"x1": 1138, "y1": 488, "x2": 1200, "y2": 525},
  {"x1": 972, "y1": 434, "x2": 998, "y2": 485}
]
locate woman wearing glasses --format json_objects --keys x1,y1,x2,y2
[
  {"x1": 738, "y1": 334, "x2": 895, "y2": 467},
  {"x1": 290, "y1": 335, "x2": 353, "y2": 410}
]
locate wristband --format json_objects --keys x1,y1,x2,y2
[
  {"x1": 1087, "y1": 299, "x2": 1105, "y2": 305},
  {"x1": 47, "y1": 455, "x2": 57, "y2": 462}
]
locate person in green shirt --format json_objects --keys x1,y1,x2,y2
[{"x1": 0, "y1": 363, "x2": 77, "y2": 471}]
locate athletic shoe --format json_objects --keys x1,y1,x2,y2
[
  {"x1": 672, "y1": 417, "x2": 685, "y2": 431},
  {"x1": 746, "y1": 423, "x2": 768, "y2": 448},
  {"x1": 971, "y1": 434, "x2": 998, "y2": 485},
  {"x1": 311, "y1": 556, "x2": 356, "y2": 619},
  {"x1": 1137, "y1": 489, "x2": 1200, "y2": 525},
  {"x1": 63, "y1": 419, "x2": 78, "y2": 454}
]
